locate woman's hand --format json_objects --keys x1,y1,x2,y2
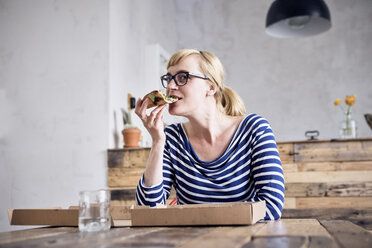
[{"x1": 135, "y1": 97, "x2": 167, "y2": 143}]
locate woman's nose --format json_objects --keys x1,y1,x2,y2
[{"x1": 167, "y1": 79, "x2": 178, "y2": 90}]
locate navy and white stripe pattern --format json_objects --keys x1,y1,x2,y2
[{"x1": 136, "y1": 114, "x2": 285, "y2": 220}]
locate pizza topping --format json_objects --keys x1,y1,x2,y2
[
  {"x1": 162, "y1": 93, "x2": 178, "y2": 102},
  {"x1": 148, "y1": 93, "x2": 155, "y2": 102}
]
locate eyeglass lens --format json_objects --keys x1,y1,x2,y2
[
  {"x1": 175, "y1": 72, "x2": 188, "y2": 85},
  {"x1": 161, "y1": 72, "x2": 189, "y2": 88}
]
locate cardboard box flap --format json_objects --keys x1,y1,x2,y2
[
  {"x1": 8, "y1": 206, "x2": 132, "y2": 227},
  {"x1": 130, "y1": 201, "x2": 266, "y2": 226},
  {"x1": 9, "y1": 208, "x2": 78, "y2": 226},
  {"x1": 111, "y1": 205, "x2": 132, "y2": 220}
]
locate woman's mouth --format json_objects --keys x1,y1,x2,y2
[
  {"x1": 169, "y1": 97, "x2": 182, "y2": 106},
  {"x1": 170, "y1": 95, "x2": 182, "y2": 102}
]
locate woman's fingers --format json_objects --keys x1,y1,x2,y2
[
  {"x1": 135, "y1": 96, "x2": 167, "y2": 139},
  {"x1": 134, "y1": 98, "x2": 143, "y2": 117},
  {"x1": 147, "y1": 104, "x2": 166, "y2": 124},
  {"x1": 135, "y1": 97, "x2": 149, "y2": 121},
  {"x1": 154, "y1": 105, "x2": 167, "y2": 125},
  {"x1": 135, "y1": 103, "x2": 166, "y2": 142}
]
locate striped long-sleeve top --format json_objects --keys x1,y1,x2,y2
[{"x1": 136, "y1": 114, "x2": 285, "y2": 220}]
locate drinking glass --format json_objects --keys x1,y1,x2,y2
[{"x1": 78, "y1": 190, "x2": 111, "y2": 232}]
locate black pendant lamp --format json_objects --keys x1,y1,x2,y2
[{"x1": 266, "y1": 0, "x2": 331, "y2": 38}]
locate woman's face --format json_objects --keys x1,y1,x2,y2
[{"x1": 166, "y1": 55, "x2": 211, "y2": 117}]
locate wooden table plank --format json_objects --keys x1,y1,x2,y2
[
  {"x1": 112, "y1": 227, "x2": 214, "y2": 247},
  {"x1": 179, "y1": 223, "x2": 265, "y2": 248},
  {"x1": 242, "y1": 236, "x2": 307, "y2": 248},
  {"x1": 283, "y1": 208, "x2": 372, "y2": 231},
  {"x1": 0, "y1": 227, "x2": 161, "y2": 248},
  {"x1": 254, "y1": 219, "x2": 331, "y2": 237},
  {"x1": 320, "y1": 220, "x2": 372, "y2": 248},
  {"x1": 0, "y1": 227, "x2": 76, "y2": 245},
  {"x1": 307, "y1": 236, "x2": 339, "y2": 248},
  {"x1": 242, "y1": 235, "x2": 339, "y2": 248},
  {"x1": 248, "y1": 219, "x2": 339, "y2": 248}
]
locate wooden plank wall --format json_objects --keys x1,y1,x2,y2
[
  {"x1": 279, "y1": 138, "x2": 372, "y2": 209},
  {"x1": 107, "y1": 138, "x2": 372, "y2": 210},
  {"x1": 107, "y1": 148, "x2": 176, "y2": 205},
  {"x1": 108, "y1": 148, "x2": 149, "y2": 188}
]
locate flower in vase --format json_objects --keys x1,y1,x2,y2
[
  {"x1": 345, "y1": 95, "x2": 356, "y2": 106},
  {"x1": 334, "y1": 94, "x2": 357, "y2": 138},
  {"x1": 334, "y1": 94, "x2": 356, "y2": 114},
  {"x1": 334, "y1": 98, "x2": 341, "y2": 106}
]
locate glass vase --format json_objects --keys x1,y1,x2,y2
[{"x1": 339, "y1": 111, "x2": 357, "y2": 139}]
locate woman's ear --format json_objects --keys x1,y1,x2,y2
[{"x1": 206, "y1": 84, "x2": 217, "y2": 96}]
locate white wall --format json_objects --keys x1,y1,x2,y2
[
  {"x1": 0, "y1": 0, "x2": 110, "y2": 231},
  {"x1": 0, "y1": 0, "x2": 177, "y2": 232},
  {"x1": 175, "y1": 0, "x2": 372, "y2": 141}
]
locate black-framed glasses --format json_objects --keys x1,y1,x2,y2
[{"x1": 160, "y1": 71, "x2": 209, "y2": 88}]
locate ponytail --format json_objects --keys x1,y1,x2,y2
[{"x1": 217, "y1": 86, "x2": 246, "y2": 116}]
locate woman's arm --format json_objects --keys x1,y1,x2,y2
[
  {"x1": 134, "y1": 97, "x2": 174, "y2": 206},
  {"x1": 250, "y1": 119, "x2": 285, "y2": 220},
  {"x1": 134, "y1": 97, "x2": 167, "y2": 186},
  {"x1": 136, "y1": 139, "x2": 175, "y2": 206},
  {"x1": 143, "y1": 140, "x2": 165, "y2": 186}
]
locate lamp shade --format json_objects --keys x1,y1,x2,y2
[{"x1": 266, "y1": 0, "x2": 331, "y2": 38}]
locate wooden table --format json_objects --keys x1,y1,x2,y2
[{"x1": 1, "y1": 219, "x2": 371, "y2": 247}]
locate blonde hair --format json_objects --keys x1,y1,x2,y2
[{"x1": 167, "y1": 49, "x2": 246, "y2": 116}]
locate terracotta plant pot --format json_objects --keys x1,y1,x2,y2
[{"x1": 122, "y1": 129, "x2": 141, "y2": 148}]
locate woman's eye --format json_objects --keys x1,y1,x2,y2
[{"x1": 179, "y1": 75, "x2": 187, "y2": 81}]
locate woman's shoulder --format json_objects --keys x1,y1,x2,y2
[
  {"x1": 241, "y1": 113, "x2": 270, "y2": 128},
  {"x1": 240, "y1": 114, "x2": 275, "y2": 143}
]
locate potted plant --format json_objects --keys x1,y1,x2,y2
[{"x1": 121, "y1": 108, "x2": 141, "y2": 148}]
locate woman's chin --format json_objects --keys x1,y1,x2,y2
[
  {"x1": 168, "y1": 107, "x2": 177, "y2": 115},
  {"x1": 168, "y1": 103, "x2": 180, "y2": 116}
]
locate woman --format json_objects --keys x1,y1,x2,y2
[{"x1": 134, "y1": 49, "x2": 284, "y2": 220}]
